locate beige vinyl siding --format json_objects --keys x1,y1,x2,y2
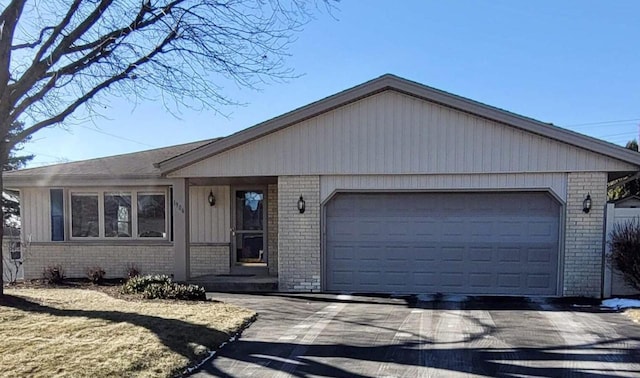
[
  {"x1": 21, "y1": 187, "x2": 51, "y2": 242},
  {"x1": 320, "y1": 173, "x2": 568, "y2": 203},
  {"x1": 169, "y1": 91, "x2": 636, "y2": 178},
  {"x1": 189, "y1": 186, "x2": 230, "y2": 243}
]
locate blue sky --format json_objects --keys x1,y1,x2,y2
[{"x1": 25, "y1": 0, "x2": 640, "y2": 166}]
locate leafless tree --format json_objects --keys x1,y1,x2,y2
[{"x1": 0, "y1": 0, "x2": 334, "y2": 295}]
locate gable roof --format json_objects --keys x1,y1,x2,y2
[
  {"x1": 156, "y1": 74, "x2": 640, "y2": 174},
  {"x1": 5, "y1": 138, "x2": 217, "y2": 182}
]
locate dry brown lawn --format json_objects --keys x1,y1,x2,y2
[{"x1": 0, "y1": 288, "x2": 256, "y2": 377}]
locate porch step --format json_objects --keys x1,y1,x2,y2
[{"x1": 189, "y1": 274, "x2": 278, "y2": 292}]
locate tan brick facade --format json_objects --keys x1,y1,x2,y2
[
  {"x1": 563, "y1": 172, "x2": 607, "y2": 297},
  {"x1": 278, "y1": 176, "x2": 321, "y2": 291},
  {"x1": 11, "y1": 172, "x2": 610, "y2": 297},
  {"x1": 23, "y1": 243, "x2": 174, "y2": 280},
  {"x1": 267, "y1": 184, "x2": 279, "y2": 276},
  {"x1": 189, "y1": 244, "x2": 230, "y2": 277}
]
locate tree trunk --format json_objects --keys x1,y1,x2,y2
[
  {"x1": 0, "y1": 142, "x2": 6, "y2": 297},
  {"x1": 0, "y1": 169, "x2": 4, "y2": 297}
]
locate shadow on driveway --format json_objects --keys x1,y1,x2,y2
[
  {"x1": 195, "y1": 293, "x2": 640, "y2": 377},
  {"x1": 200, "y1": 338, "x2": 640, "y2": 377}
]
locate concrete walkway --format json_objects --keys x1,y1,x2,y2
[{"x1": 193, "y1": 293, "x2": 640, "y2": 377}]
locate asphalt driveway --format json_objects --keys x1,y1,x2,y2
[{"x1": 193, "y1": 293, "x2": 640, "y2": 377}]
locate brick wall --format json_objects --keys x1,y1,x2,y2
[
  {"x1": 564, "y1": 172, "x2": 607, "y2": 297},
  {"x1": 267, "y1": 184, "x2": 278, "y2": 276},
  {"x1": 278, "y1": 176, "x2": 321, "y2": 291},
  {"x1": 190, "y1": 244, "x2": 230, "y2": 277},
  {"x1": 22, "y1": 243, "x2": 174, "y2": 280}
]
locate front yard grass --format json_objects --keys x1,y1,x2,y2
[{"x1": 0, "y1": 287, "x2": 256, "y2": 377}]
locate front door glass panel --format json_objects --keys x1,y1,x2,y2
[
  {"x1": 235, "y1": 234, "x2": 265, "y2": 263},
  {"x1": 235, "y1": 190, "x2": 265, "y2": 264}
]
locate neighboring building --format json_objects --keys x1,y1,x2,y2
[
  {"x1": 612, "y1": 195, "x2": 640, "y2": 208},
  {"x1": 6, "y1": 75, "x2": 640, "y2": 297}
]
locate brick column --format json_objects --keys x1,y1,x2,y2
[
  {"x1": 267, "y1": 184, "x2": 279, "y2": 276},
  {"x1": 172, "y1": 178, "x2": 190, "y2": 281},
  {"x1": 563, "y1": 172, "x2": 607, "y2": 297},
  {"x1": 277, "y1": 176, "x2": 321, "y2": 291}
]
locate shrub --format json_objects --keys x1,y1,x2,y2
[
  {"x1": 125, "y1": 263, "x2": 141, "y2": 279},
  {"x1": 42, "y1": 265, "x2": 65, "y2": 284},
  {"x1": 121, "y1": 274, "x2": 206, "y2": 300},
  {"x1": 85, "y1": 266, "x2": 106, "y2": 284},
  {"x1": 141, "y1": 283, "x2": 169, "y2": 299},
  {"x1": 141, "y1": 282, "x2": 206, "y2": 301},
  {"x1": 168, "y1": 283, "x2": 207, "y2": 301},
  {"x1": 608, "y1": 218, "x2": 640, "y2": 291},
  {"x1": 121, "y1": 274, "x2": 172, "y2": 294}
]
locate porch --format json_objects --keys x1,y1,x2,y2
[
  {"x1": 189, "y1": 271, "x2": 278, "y2": 292},
  {"x1": 173, "y1": 176, "x2": 280, "y2": 285}
]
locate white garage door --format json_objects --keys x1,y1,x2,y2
[{"x1": 325, "y1": 192, "x2": 561, "y2": 295}]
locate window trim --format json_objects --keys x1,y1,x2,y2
[{"x1": 68, "y1": 188, "x2": 169, "y2": 241}]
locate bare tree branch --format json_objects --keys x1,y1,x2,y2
[
  {"x1": 10, "y1": 29, "x2": 177, "y2": 147},
  {"x1": 11, "y1": 26, "x2": 54, "y2": 50}
]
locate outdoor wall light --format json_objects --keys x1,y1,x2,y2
[
  {"x1": 297, "y1": 195, "x2": 306, "y2": 214},
  {"x1": 208, "y1": 190, "x2": 216, "y2": 207},
  {"x1": 583, "y1": 193, "x2": 592, "y2": 213}
]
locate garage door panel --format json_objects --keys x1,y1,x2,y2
[
  {"x1": 414, "y1": 247, "x2": 438, "y2": 262},
  {"x1": 331, "y1": 271, "x2": 355, "y2": 285},
  {"x1": 469, "y1": 273, "x2": 493, "y2": 288},
  {"x1": 468, "y1": 221, "x2": 493, "y2": 237},
  {"x1": 528, "y1": 274, "x2": 552, "y2": 289},
  {"x1": 497, "y1": 247, "x2": 523, "y2": 263},
  {"x1": 326, "y1": 192, "x2": 560, "y2": 295},
  {"x1": 441, "y1": 248, "x2": 464, "y2": 263},
  {"x1": 528, "y1": 220, "x2": 555, "y2": 236},
  {"x1": 440, "y1": 273, "x2": 465, "y2": 287},
  {"x1": 497, "y1": 273, "x2": 522, "y2": 288},
  {"x1": 527, "y1": 248, "x2": 553, "y2": 263},
  {"x1": 358, "y1": 271, "x2": 383, "y2": 285},
  {"x1": 469, "y1": 247, "x2": 493, "y2": 262}
]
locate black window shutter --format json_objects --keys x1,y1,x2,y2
[
  {"x1": 169, "y1": 188, "x2": 174, "y2": 242},
  {"x1": 50, "y1": 189, "x2": 64, "y2": 241}
]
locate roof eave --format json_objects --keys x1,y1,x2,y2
[{"x1": 4, "y1": 173, "x2": 170, "y2": 188}]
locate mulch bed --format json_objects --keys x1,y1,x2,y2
[{"x1": 4, "y1": 278, "x2": 218, "y2": 304}]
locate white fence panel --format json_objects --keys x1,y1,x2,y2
[{"x1": 604, "y1": 203, "x2": 640, "y2": 297}]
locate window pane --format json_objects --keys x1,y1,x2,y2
[
  {"x1": 138, "y1": 194, "x2": 165, "y2": 237},
  {"x1": 71, "y1": 194, "x2": 99, "y2": 237},
  {"x1": 235, "y1": 191, "x2": 264, "y2": 230},
  {"x1": 104, "y1": 194, "x2": 131, "y2": 237}
]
